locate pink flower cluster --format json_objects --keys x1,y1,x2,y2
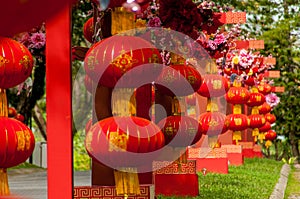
[
  {"x1": 266, "y1": 93, "x2": 280, "y2": 108},
  {"x1": 16, "y1": 31, "x2": 46, "y2": 54}
]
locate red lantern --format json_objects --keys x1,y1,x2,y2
[
  {"x1": 258, "y1": 82, "x2": 272, "y2": 95},
  {"x1": 157, "y1": 115, "x2": 202, "y2": 147},
  {"x1": 84, "y1": 75, "x2": 95, "y2": 93},
  {"x1": 15, "y1": 114, "x2": 25, "y2": 123},
  {"x1": 265, "y1": 130, "x2": 277, "y2": 141},
  {"x1": 0, "y1": 37, "x2": 34, "y2": 89},
  {"x1": 8, "y1": 107, "x2": 17, "y2": 118},
  {"x1": 85, "y1": 119, "x2": 93, "y2": 134},
  {"x1": 225, "y1": 82, "x2": 250, "y2": 105},
  {"x1": 246, "y1": 91, "x2": 265, "y2": 107},
  {"x1": 265, "y1": 113, "x2": 276, "y2": 124},
  {"x1": 248, "y1": 114, "x2": 265, "y2": 129},
  {"x1": 155, "y1": 64, "x2": 202, "y2": 97},
  {"x1": 244, "y1": 76, "x2": 256, "y2": 86},
  {"x1": 83, "y1": 17, "x2": 94, "y2": 43},
  {"x1": 258, "y1": 102, "x2": 271, "y2": 114},
  {"x1": 84, "y1": 35, "x2": 161, "y2": 88},
  {"x1": 0, "y1": 117, "x2": 35, "y2": 168},
  {"x1": 85, "y1": 116, "x2": 164, "y2": 168},
  {"x1": 225, "y1": 114, "x2": 249, "y2": 131},
  {"x1": 199, "y1": 112, "x2": 227, "y2": 136},
  {"x1": 197, "y1": 74, "x2": 230, "y2": 98},
  {"x1": 259, "y1": 121, "x2": 271, "y2": 133}
]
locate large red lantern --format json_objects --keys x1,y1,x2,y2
[
  {"x1": 259, "y1": 121, "x2": 271, "y2": 133},
  {"x1": 84, "y1": 35, "x2": 162, "y2": 88},
  {"x1": 83, "y1": 17, "x2": 95, "y2": 43},
  {"x1": 0, "y1": 117, "x2": 35, "y2": 195},
  {"x1": 157, "y1": 115, "x2": 202, "y2": 147},
  {"x1": 85, "y1": 116, "x2": 164, "y2": 168},
  {"x1": 0, "y1": 37, "x2": 34, "y2": 89},
  {"x1": 197, "y1": 74, "x2": 230, "y2": 98},
  {"x1": 155, "y1": 64, "x2": 202, "y2": 97}
]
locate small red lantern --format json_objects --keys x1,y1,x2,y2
[
  {"x1": 265, "y1": 130, "x2": 277, "y2": 141},
  {"x1": 155, "y1": 64, "x2": 202, "y2": 97},
  {"x1": 158, "y1": 115, "x2": 202, "y2": 147},
  {"x1": 84, "y1": 35, "x2": 161, "y2": 88},
  {"x1": 248, "y1": 114, "x2": 265, "y2": 129},
  {"x1": 197, "y1": 74, "x2": 230, "y2": 98},
  {"x1": 258, "y1": 102, "x2": 271, "y2": 114},
  {"x1": 265, "y1": 113, "x2": 276, "y2": 124},
  {"x1": 0, "y1": 37, "x2": 34, "y2": 89},
  {"x1": 259, "y1": 122, "x2": 271, "y2": 133},
  {"x1": 244, "y1": 76, "x2": 256, "y2": 86},
  {"x1": 225, "y1": 114, "x2": 249, "y2": 131},
  {"x1": 83, "y1": 17, "x2": 94, "y2": 43},
  {"x1": 8, "y1": 107, "x2": 17, "y2": 118},
  {"x1": 258, "y1": 82, "x2": 272, "y2": 95}
]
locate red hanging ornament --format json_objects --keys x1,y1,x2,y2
[
  {"x1": 258, "y1": 102, "x2": 271, "y2": 115},
  {"x1": 265, "y1": 113, "x2": 276, "y2": 124},
  {"x1": 257, "y1": 82, "x2": 272, "y2": 95},
  {"x1": 83, "y1": 17, "x2": 94, "y2": 43},
  {"x1": 197, "y1": 74, "x2": 230, "y2": 98},
  {"x1": 0, "y1": 37, "x2": 34, "y2": 89}
]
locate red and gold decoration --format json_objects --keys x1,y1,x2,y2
[
  {"x1": 264, "y1": 130, "x2": 277, "y2": 149},
  {"x1": 265, "y1": 113, "x2": 276, "y2": 124},
  {"x1": 155, "y1": 63, "x2": 202, "y2": 97},
  {"x1": 258, "y1": 102, "x2": 271, "y2": 115},
  {"x1": 257, "y1": 81, "x2": 272, "y2": 95},
  {"x1": 85, "y1": 116, "x2": 164, "y2": 196},
  {"x1": 83, "y1": 17, "x2": 95, "y2": 43},
  {"x1": 246, "y1": 87, "x2": 266, "y2": 142},
  {"x1": 0, "y1": 37, "x2": 34, "y2": 89},
  {"x1": 197, "y1": 74, "x2": 230, "y2": 98},
  {"x1": 84, "y1": 35, "x2": 161, "y2": 88},
  {"x1": 225, "y1": 79, "x2": 250, "y2": 144}
]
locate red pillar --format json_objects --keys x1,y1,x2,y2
[{"x1": 46, "y1": 4, "x2": 72, "y2": 199}]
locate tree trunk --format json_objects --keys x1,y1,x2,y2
[
  {"x1": 32, "y1": 105, "x2": 47, "y2": 140},
  {"x1": 289, "y1": 131, "x2": 299, "y2": 162}
]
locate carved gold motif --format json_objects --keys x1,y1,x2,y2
[
  {"x1": 24, "y1": 130, "x2": 31, "y2": 150},
  {"x1": 111, "y1": 51, "x2": 138, "y2": 73},
  {"x1": 163, "y1": 70, "x2": 176, "y2": 84},
  {"x1": 109, "y1": 132, "x2": 127, "y2": 152},
  {"x1": 208, "y1": 119, "x2": 219, "y2": 127},
  {"x1": 212, "y1": 80, "x2": 222, "y2": 89},
  {"x1": 234, "y1": 118, "x2": 242, "y2": 126},
  {"x1": 16, "y1": 131, "x2": 25, "y2": 151},
  {"x1": 187, "y1": 75, "x2": 196, "y2": 85},
  {"x1": 0, "y1": 56, "x2": 9, "y2": 67},
  {"x1": 165, "y1": 125, "x2": 174, "y2": 136}
]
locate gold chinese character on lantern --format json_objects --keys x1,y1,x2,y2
[
  {"x1": 213, "y1": 80, "x2": 222, "y2": 89},
  {"x1": 234, "y1": 118, "x2": 242, "y2": 126},
  {"x1": 109, "y1": 132, "x2": 127, "y2": 152},
  {"x1": 16, "y1": 130, "x2": 25, "y2": 151}
]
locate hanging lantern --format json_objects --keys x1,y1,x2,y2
[
  {"x1": 83, "y1": 17, "x2": 95, "y2": 43},
  {"x1": 264, "y1": 130, "x2": 277, "y2": 149},
  {"x1": 225, "y1": 81, "x2": 250, "y2": 105},
  {"x1": 198, "y1": 99, "x2": 227, "y2": 148},
  {"x1": 246, "y1": 87, "x2": 266, "y2": 142},
  {"x1": 257, "y1": 82, "x2": 272, "y2": 95},
  {"x1": 265, "y1": 113, "x2": 276, "y2": 124},
  {"x1": 225, "y1": 79, "x2": 250, "y2": 144},
  {"x1": 246, "y1": 89, "x2": 265, "y2": 107},
  {"x1": 84, "y1": 35, "x2": 161, "y2": 88},
  {"x1": 197, "y1": 74, "x2": 230, "y2": 98},
  {"x1": 0, "y1": 117, "x2": 35, "y2": 195},
  {"x1": 155, "y1": 64, "x2": 202, "y2": 97},
  {"x1": 259, "y1": 121, "x2": 271, "y2": 133},
  {"x1": 85, "y1": 116, "x2": 164, "y2": 196},
  {"x1": 157, "y1": 115, "x2": 202, "y2": 147},
  {"x1": 258, "y1": 102, "x2": 271, "y2": 115},
  {"x1": 0, "y1": 37, "x2": 33, "y2": 89}
]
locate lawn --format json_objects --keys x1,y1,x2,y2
[{"x1": 158, "y1": 158, "x2": 283, "y2": 199}]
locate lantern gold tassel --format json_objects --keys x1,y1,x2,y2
[
  {"x1": 114, "y1": 168, "x2": 140, "y2": 196},
  {"x1": 0, "y1": 168, "x2": 9, "y2": 196},
  {"x1": 0, "y1": 89, "x2": 8, "y2": 117},
  {"x1": 258, "y1": 133, "x2": 265, "y2": 143},
  {"x1": 233, "y1": 131, "x2": 242, "y2": 145},
  {"x1": 111, "y1": 7, "x2": 135, "y2": 35},
  {"x1": 208, "y1": 135, "x2": 220, "y2": 149},
  {"x1": 265, "y1": 140, "x2": 272, "y2": 148},
  {"x1": 252, "y1": 128, "x2": 259, "y2": 142}
]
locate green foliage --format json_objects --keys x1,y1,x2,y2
[
  {"x1": 73, "y1": 130, "x2": 91, "y2": 171},
  {"x1": 157, "y1": 158, "x2": 283, "y2": 199}
]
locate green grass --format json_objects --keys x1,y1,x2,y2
[
  {"x1": 284, "y1": 167, "x2": 300, "y2": 198},
  {"x1": 8, "y1": 162, "x2": 43, "y2": 170},
  {"x1": 158, "y1": 158, "x2": 283, "y2": 199}
]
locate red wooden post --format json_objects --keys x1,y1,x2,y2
[{"x1": 46, "y1": 4, "x2": 73, "y2": 199}]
